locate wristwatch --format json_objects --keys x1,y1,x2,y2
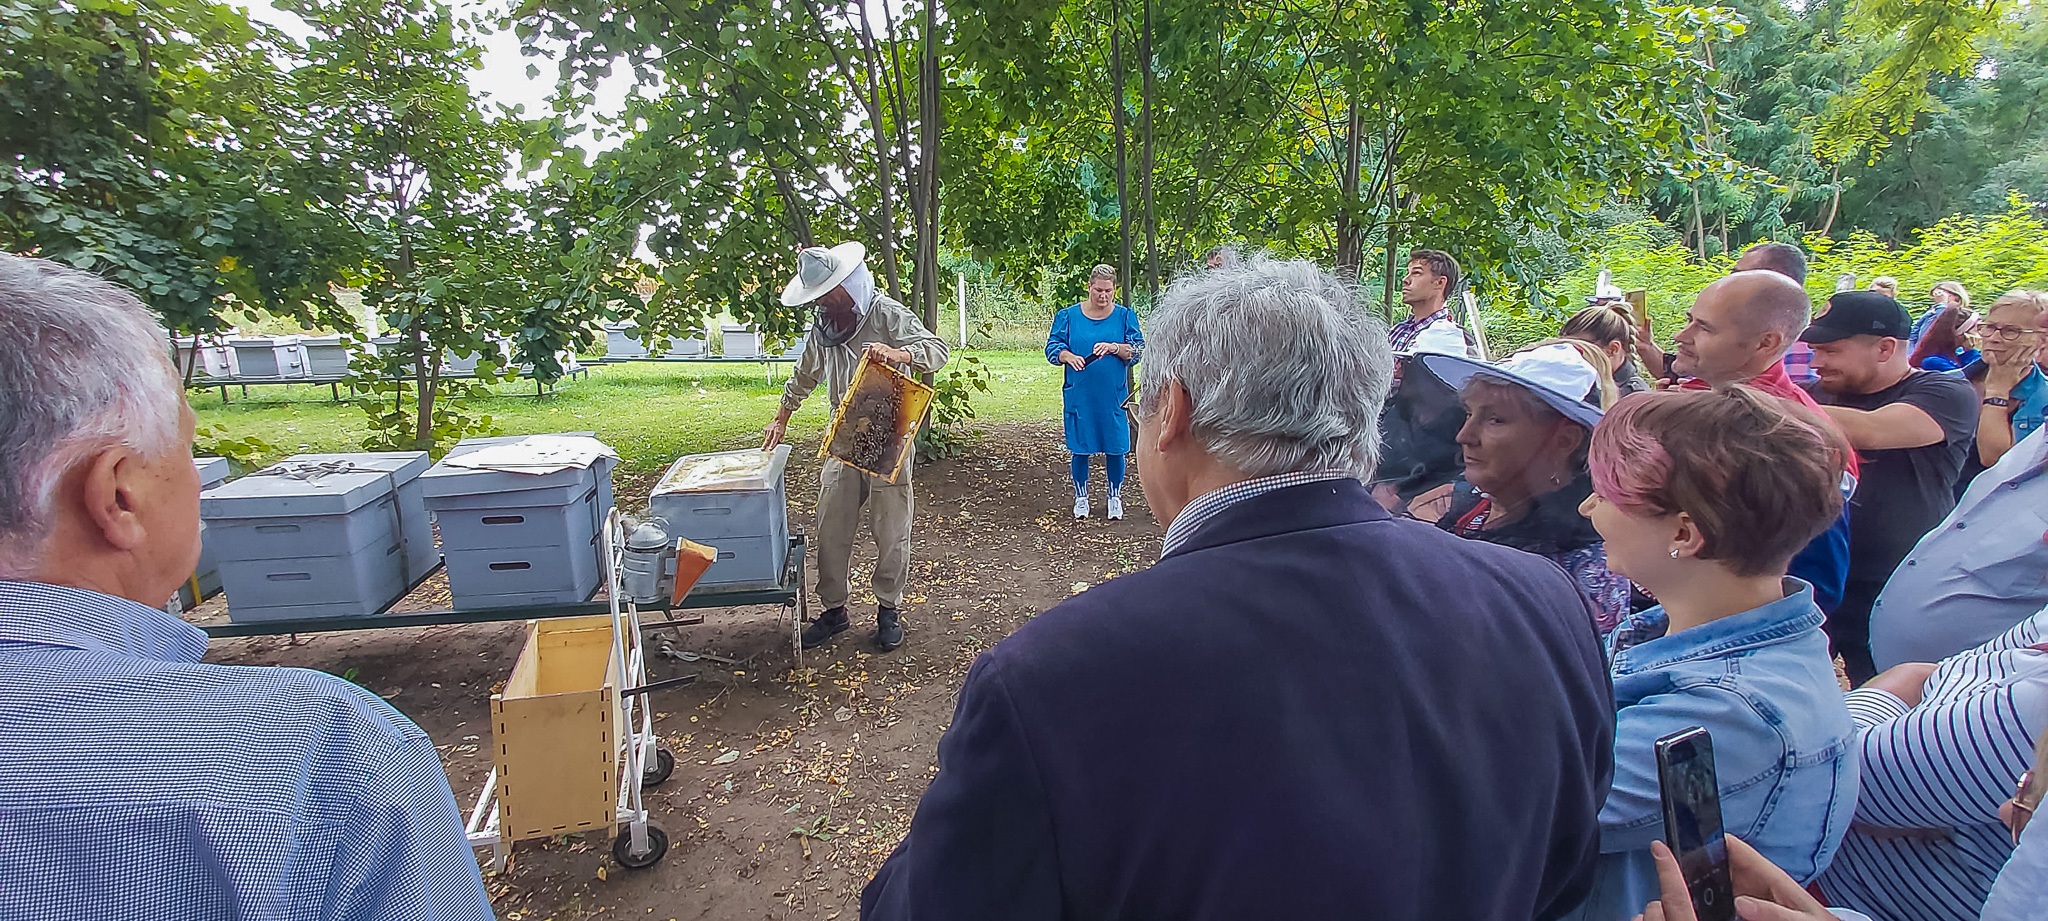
[{"x1": 1984, "y1": 396, "x2": 2014, "y2": 407}]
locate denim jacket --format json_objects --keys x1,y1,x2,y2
[{"x1": 1561, "y1": 580, "x2": 1860, "y2": 920}]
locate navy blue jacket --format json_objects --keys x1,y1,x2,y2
[{"x1": 862, "y1": 479, "x2": 1616, "y2": 921}]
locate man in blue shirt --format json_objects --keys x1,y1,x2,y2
[{"x1": 0, "y1": 255, "x2": 494, "y2": 921}]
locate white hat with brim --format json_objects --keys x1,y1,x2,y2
[
  {"x1": 1417, "y1": 343, "x2": 1605, "y2": 431},
  {"x1": 779, "y1": 241, "x2": 868, "y2": 307}
]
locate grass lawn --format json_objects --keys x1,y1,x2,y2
[{"x1": 191, "y1": 349, "x2": 1070, "y2": 473}]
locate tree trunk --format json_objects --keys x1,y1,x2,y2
[
  {"x1": 1333, "y1": 101, "x2": 1366, "y2": 278},
  {"x1": 1819, "y1": 164, "x2": 1843, "y2": 237},
  {"x1": 917, "y1": 0, "x2": 942, "y2": 335},
  {"x1": 1109, "y1": 0, "x2": 1132, "y2": 293},
  {"x1": 1690, "y1": 187, "x2": 1707, "y2": 259},
  {"x1": 857, "y1": 13, "x2": 905, "y2": 299},
  {"x1": 1383, "y1": 204, "x2": 1400, "y2": 321},
  {"x1": 1140, "y1": 0, "x2": 1157, "y2": 302},
  {"x1": 770, "y1": 166, "x2": 815, "y2": 247}
]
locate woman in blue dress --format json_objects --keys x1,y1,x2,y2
[{"x1": 1046, "y1": 264, "x2": 1144, "y2": 520}]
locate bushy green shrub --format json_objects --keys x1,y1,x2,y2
[{"x1": 1482, "y1": 197, "x2": 2048, "y2": 355}]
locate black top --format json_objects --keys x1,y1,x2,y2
[
  {"x1": 1436, "y1": 472, "x2": 1605, "y2": 557},
  {"x1": 1802, "y1": 370, "x2": 1979, "y2": 582}
]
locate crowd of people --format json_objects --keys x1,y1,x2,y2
[{"x1": 2, "y1": 242, "x2": 2045, "y2": 921}]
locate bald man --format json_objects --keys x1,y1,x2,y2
[
  {"x1": 1671, "y1": 271, "x2": 1818, "y2": 388},
  {"x1": 1668, "y1": 271, "x2": 1860, "y2": 620},
  {"x1": 1637, "y1": 242, "x2": 1811, "y2": 380}
]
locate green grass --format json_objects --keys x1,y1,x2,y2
[{"x1": 191, "y1": 349, "x2": 1067, "y2": 473}]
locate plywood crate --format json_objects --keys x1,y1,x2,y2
[{"x1": 492, "y1": 615, "x2": 619, "y2": 841}]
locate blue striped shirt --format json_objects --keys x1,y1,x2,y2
[
  {"x1": 1818, "y1": 606, "x2": 2048, "y2": 921},
  {"x1": 0, "y1": 580, "x2": 494, "y2": 921},
  {"x1": 1159, "y1": 470, "x2": 1356, "y2": 559}
]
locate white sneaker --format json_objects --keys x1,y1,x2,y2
[
  {"x1": 1073, "y1": 496, "x2": 1089, "y2": 519},
  {"x1": 1107, "y1": 495, "x2": 1125, "y2": 520}
]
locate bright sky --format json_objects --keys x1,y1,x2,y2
[{"x1": 228, "y1": 0, "x2": 631, "y2": 123}]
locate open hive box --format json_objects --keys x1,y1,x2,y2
[
  {"x1": 822, "y1": 356, "x2": 935, "y2": 483},
  {"x1": 492, "y1": 615, "x2": 619, "y2": 842}
]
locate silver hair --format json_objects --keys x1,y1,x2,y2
[
  {"x1": 1138, "y1": 256, "x2": 1392, "y2": 478},
  {"x1": 1089, "y1": 264, "x2": 1116, "y2": 284},
  {"x1": 0, "y1": 255, "x2": 183, "y2": 575}
]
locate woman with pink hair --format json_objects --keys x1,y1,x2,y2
[{"x1": 1560, "y1": 386, "x2": 1859, "y2": 920}]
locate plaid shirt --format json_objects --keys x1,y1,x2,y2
[
  {"x1": 1160, "y1": 470, "x2": 1356, "y2": 559},
  {"x1": 1386, "y1": 308, "x2": 1475, "y2": 354},
  {"x1": 0, "y1": 580, "x2": 494, "y2": 921}
]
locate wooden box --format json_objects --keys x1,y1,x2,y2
[{"x1": 492, "y1": 615, "x2": 618, "y2": 841}]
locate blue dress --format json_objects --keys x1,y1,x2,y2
[{"x1": 1046, "y1": 304, "x2": 1144, "y2": 456}]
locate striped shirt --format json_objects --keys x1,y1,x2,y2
[
  {"x1": 0, "y1": 580, "x2": 495, "y2": 921},
  {"x1": 1817, "y1": 606, "x2": 2048, "y2": 921},
  {"x1": 1160, "y1": 470, "x2": 1355, "y2": 559}
]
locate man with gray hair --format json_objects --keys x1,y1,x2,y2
[
  {"x1": 862, "y1": 258, "x2": 1615, "y2": 921},
  {"x1": 0, "y1": 255, "x2": 493, "y2": 921}
]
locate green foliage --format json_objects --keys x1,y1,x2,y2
[
  {"x1": 1486, "y1": 196, "x2": 2048, "y2": 354},
  {"x1": 916, "y1": 354, "x2": 993, "y2": 462},
  {"x1": 944, "y1": 0, "x2": 1751, "y2": 301},
  {"x1": 1817, "y1": 0, "x2": 2007, "y2": 163},
  {"x1": 282, "y1": 0, "x2": 564, "y2": 454},
  {"x1": 192, "y1": 423, "x2": 283, "y2": 471},
  {"x1": 0, "y1": 0, "x2": 357, "y2": 336}
]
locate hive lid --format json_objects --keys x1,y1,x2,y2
[
  {"x1": 194, "y1": 456, "x2": 231, "y2": 488},
  {"x1": 653, "y1": 445, "x2": 791, "y2": 495},
  {"x1": 200, "y1": 457, "x2": 403, "y2": 519},
  {"x1": 287, "y1": 451, "x2": 429, "y2": 486},
  {"x1": 420, "y1": 433, "x2": 616, "y2": 497}
]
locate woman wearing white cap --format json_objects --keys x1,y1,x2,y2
[
  {"x1": 765, "y1": 242, "x2": 949, "y2": 653},
  {"x1": 1413, "y1": 340, "x2": 1634, "y2": 634}
]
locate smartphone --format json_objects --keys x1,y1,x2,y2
[
  {"x1": 1624, "y1": 289, "x2": 1650, "y2": 329},
  {"x1": 1656, "y1": 727, "x2": 1736, "y2": 921}
]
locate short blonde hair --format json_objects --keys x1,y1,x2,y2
[{"x1": 1090, "y1": 264, "x2": 1117, "y2": 284}]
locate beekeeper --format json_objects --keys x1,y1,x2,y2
[{"x1": 764, "y1": 242, "x2": 949, "y2": 653}]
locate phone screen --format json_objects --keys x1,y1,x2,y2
[{"x1": 1656, "y1": 728, "x2": 1736, "y2": 921}]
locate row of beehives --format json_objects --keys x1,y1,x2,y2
[
  {"x1": 187, "y1": 435, "x2": 794, "y2": 622},
  {"x1": 171, "y1": 334, "x2": 575, "y2": 381},
  {"x1": 599, "y1": 320, "x2": 806, "y2": 361}
]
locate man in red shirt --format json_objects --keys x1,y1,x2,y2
[{"x1": 1662, "y1": 270, "x2": 1858, "y2": 618}]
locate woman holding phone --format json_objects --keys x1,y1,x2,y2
[{"x1": 1560, "y1": 386, "x2": 1857, "y2": 920}]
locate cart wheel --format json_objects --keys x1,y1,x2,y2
[
  {"x1": 641, "y1": 747, "x2": 676, "y2": 788},
  {"x1": 613, "y1": 825, "x2": 669, "y2": 869}
]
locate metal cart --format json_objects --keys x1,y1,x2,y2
[{"x1": 462, "y1": 510, "x2": 674, "y2": 872}]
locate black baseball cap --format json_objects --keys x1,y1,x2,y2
[{"x1": 1800, "y1": 291, "x2": 1912, "y2": 344}]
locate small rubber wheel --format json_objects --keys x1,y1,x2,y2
[
  {"x1": 641, "y1": 747, "x2": 675, "y2": 788},
  {"x1": 613, "y1": 825, "x2": 669, "y2": 869}
]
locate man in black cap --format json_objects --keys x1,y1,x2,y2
[{"x1": 1801, "y1": 290, "x2": 1979, "y2": 684}]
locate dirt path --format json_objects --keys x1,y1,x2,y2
[{"x1": 196, "y1": 422, "x2": 1160, "y2": 920}]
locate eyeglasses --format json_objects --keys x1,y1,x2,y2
[
  {"x1": 1123, "y1": 394, "x2": 1140, "y2": 412},
  {"x1": 1981, "y1": 323, "x2": 2046, "y2": 341}
]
